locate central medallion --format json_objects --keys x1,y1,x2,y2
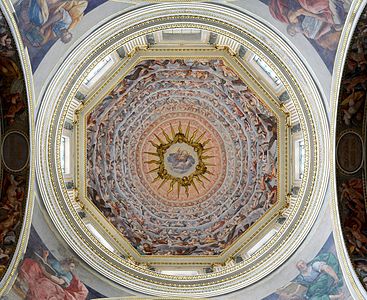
[
  {"x1": 145, "y1": 122, "x2": 214, "y2": 198},
  {"x1": 164, "y1": 143, "x2": 198, "y2": 177}
]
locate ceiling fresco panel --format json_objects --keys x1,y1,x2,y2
[
  {"x1": 86, "y1": 58, "x2": 279, "y2": 256},
  {"x1": 0, "y1": 0, "x2": 363, "y2": 298}
]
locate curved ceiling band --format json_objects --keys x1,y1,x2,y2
[
  {"x1": 0, "y1": 0, "x2": 34, "y2": 295},
  {"x1": 331, "y1": 2, "x2": 367, "y2": 299}
]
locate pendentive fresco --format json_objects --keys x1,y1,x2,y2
[
  {"x1": 262, "y1": 0, "x2": 350, "y2": 72},
  {"x1": 86, "y1": 59, "x2": 278, "y2": 256},
  {"x1": 0, "y1": 11, "x2": 30, "y2": 281},
  {"x1": 15, "y1": 0, "x2": 106, "y2": 70},
  {"x1": 13, "y1": 0, "x2": 351, "y2": 73},
  {"x1": 336, "y1": 6, "x2": 367, "y2": 292},
  {"x1": 12, "y1": 226, "x2": 105, "y2": 300},
  {"x1": 263, "y1": 234, "x2": 351, "y2": 300}
]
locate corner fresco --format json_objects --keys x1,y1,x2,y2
[
  {"x1": 335, "y1": 7, "x2": 367, "y2": 292},
  {"x1": 260, "y1": 0, "x2": 351, "y2": 72},
  {"x1": 0, "y1": 11, "x2": 30, "y2": 281},
  {"x1": 11, "y1": 226, "x2": 105, "y2": 300},
  {"x1": 15, "y1": 0, "x2": 108, "y2": 71},
  {"x1": 262, "y1": 234, "x2": 351, "y2": 300}
]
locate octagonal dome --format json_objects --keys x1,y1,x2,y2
[
  {"x1": 84, "y1": 58, "x2": 282, "y2": 256},
  {"x1": 36, "y1": 4, "x2": 328, "y2": 297}
]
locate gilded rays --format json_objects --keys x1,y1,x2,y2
[{"x1": 145, "y1": 122, "x2": 214, "y2": 198}]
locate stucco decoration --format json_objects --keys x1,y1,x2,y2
[{"x1": 86, "y1": 59, "x2": 278, "y2": 256}]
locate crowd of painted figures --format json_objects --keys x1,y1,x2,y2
[
  {"x1": 0, "y1": 13, "x2": 29, "y2": 278},
  {"x1": 87, "y1": 59, "x2": 278, "y2": 255},
  {"x1": 336, "y1": 9, "x2": 367, "y2": 289}
]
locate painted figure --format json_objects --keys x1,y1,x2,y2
[
  {"x1": 265, "y1": 0, "x2": 349, "y2": 71},
  {"x1": 262, "y1": 235, "x2": 351, "y2": 299},
  {"x1": 20, "y1": 0, "x2": 87, "y2": 47},
  {"x1": 269, "y1": 0, "x2": 345, "y2": 50},
  {"x1": 269, "y1": 0, "x2": 345, "y2": 26},
  {"x1": 355, "y1": 259, "x2": 367, "y2": 285},
  {"x1": 19, "y1": 250, "x2": 88, "y2": 300},
  {"x1": 167, "y1": 149, "x2": 196, "y2": 174},
  {"x1": 294, "y1": 253, "x2": 343, "y2": 299},
  {"x1": 338, "y1": 11, "x2": 367, "y2": 126}
]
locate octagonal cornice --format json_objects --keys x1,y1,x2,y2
[{"x1": 73, "y1": 49, "x2": 288, "y2": 265}]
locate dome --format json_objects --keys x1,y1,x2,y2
[
  {"x1": 1, "y1": 0, "x2": 366, "y2": 299},
  {"x1": 84, "y1": 57, "x2": 284, "y2": 257},
  {"x1": 35, "y1": 4, "x2": 328, "y2": 297}
]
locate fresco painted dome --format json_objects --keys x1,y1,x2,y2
[
  {"x1": 85, "y1": 58, "x2": 279, "y2": 256},
  {"x1": 35, "y1": 4, "x2": 329, "y2": 297}
]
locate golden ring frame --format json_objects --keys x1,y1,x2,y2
[
  {"x1": 145, "y1": 122, "x2": 215, "y2": 199},
  {"x1": 35, "y1": 4, "x2": 328, "y2": 296},
  {"x1": 0, "y1": 0, "x2": 35, "y2": 296},
  {"x1": 76, "y1": 52, "x2": 287, "y2": 264}
]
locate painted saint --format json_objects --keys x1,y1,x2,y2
[
  {"x1": 18, "y1": 250, "x2": 88, "y2": 300},
  {"x1": 20, "y1": 0, "x2": 87, "y2": 47}
]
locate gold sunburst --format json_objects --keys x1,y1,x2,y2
[{"x1": 145, "y1": 122, "x2": 215, "y2": 198}]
